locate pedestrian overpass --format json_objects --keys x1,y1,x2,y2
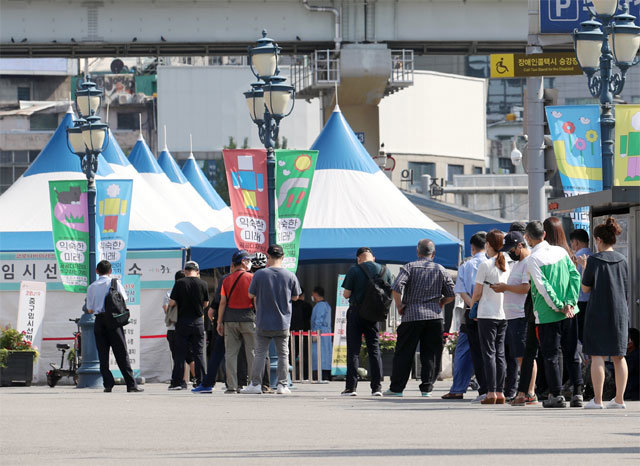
[{"x1": 0, "y1": 0, "x2": 577, "y2": 58}]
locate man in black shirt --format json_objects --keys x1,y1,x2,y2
[
  {"x1": 341, "y1": 247, "x2": 393, "y2": 397},
  {"x1": 169, "y1": 260, "x2": 209, "y2": 390}
]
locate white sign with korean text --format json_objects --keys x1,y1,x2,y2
[
  {"x1": 331, "y1": 274, "x2": 348, "y2": 376},
  {"x1": 109, "y1": 274, "x2": 141, "y2": 378},
  {"x1": 16, "y1": 281, "x2": 47, "y2": 354}
]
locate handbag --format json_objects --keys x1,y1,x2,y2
[{"x1": 164, "y1": 302, "x2": 178, "y2": 327}]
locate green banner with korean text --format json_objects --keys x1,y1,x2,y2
[
  {"x1": 274, "y1": 149, "x2": 318, "y2": 273},
  {"x1": 48, "y1": 180, "x2": 90, "y2": 293}
]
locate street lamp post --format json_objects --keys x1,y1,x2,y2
[
  {"x1": 67, "y1": 77, "x2": 110, "y2": 388},
  {"x1": 574, "y1": 1, "x2": 640, "y2": 190},
  {"x1": 244, "y1": 31, "x2": 295, "y2": 246}
]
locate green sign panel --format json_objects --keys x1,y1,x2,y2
[
  {"x1": 274, "y1": 149, "x2": 318, "y2": 273},
  {"x1": 48, "y1": 180, "x2": 90, "y2": 293}
]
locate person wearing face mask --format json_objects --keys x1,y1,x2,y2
[{"x1": 490, "y1": 231, "x2": 531, "y2": 402}]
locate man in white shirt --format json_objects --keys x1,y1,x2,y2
[{"x1": 86, "y1": 260, "x2": 142, "y2": 393}]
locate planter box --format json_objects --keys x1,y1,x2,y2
[{"x1": 0, "y1": 351, "x2": 35, "y2": 386}]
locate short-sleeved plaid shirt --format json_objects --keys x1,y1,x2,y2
[{"x1": 392, "y1": 258, "x2": 455, "y2": 322}]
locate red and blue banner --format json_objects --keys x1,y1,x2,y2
[{"x1": 223, "y1": 149, "x2": 269, "y2": 254}]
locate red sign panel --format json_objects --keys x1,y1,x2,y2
[{"x1": 223, "y1": 149, "x2": 269, "y2": 254}]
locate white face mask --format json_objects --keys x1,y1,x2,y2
[{"x1": 245, "y1": 262, "x2": 252, "y2": 271}]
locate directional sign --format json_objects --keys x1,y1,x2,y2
[
  {"x1": 540, "y1": 0, "x2": 640, "y2": 34},
  {"x1": 490, "y1": 52, "x2": 583, "y2": 78}
]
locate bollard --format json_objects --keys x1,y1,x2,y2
[
  {"x1": 307, "y1": 331, "x2": 312, "y2": 383},
  {"x1": 316, "y1": 331, "x2": 322, "y2": 383},
  {"x1": 298, "y1": 331, "x2": 304, "y2": 382},
  {"x1": 290, "y1": 333, "x2": 297, "y2": 381}
]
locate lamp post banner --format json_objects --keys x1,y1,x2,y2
[
  {"x1": 223, "y1": 149, "x2": 269, "y2": 254},
  {"x1": 274, "y1": 150, "x2": 318, "y2": 272},
  {"x1": 545, "y1": 105, "x2": 603, "y2": 230},
  {"x1": 96, "y1": 179, "x2": 133, "y2": 280},
  {"x1": 614, "y1": 105, "x2": 640, "y2": 186},
  {"x1": 48, "y1": 180, "x2": 90, "y2": 293}
]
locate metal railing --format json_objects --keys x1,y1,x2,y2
[
  {"x1": 290, "y1": 49, "x2": 340, "y2": 94},
  {"x1": 389, "y1": 49, "x2": 414, "y2": 86}
]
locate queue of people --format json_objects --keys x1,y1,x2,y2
[{"x1": 88, "y1": 215, "x2": 635, "y2": 406}]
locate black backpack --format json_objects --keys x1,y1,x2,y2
[
  {"x1": 104, "y1": 278, "x2": 130, "y2": 329},
  {"x1": 357, "y1": 264, "x2": 393, "y2": 323}
]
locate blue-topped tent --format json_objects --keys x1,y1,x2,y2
[
  {"x1": 127, "y1": 134, "x2": 227, "y2": 246},
  {"x1": 181, "y1": 154, "x2": 228, "y2": 211},
  {"x1": 191, "y1": 106, "x2": 461, "y2": 268},
  {"x1": 0, "y1": 108, "x2": 183, "y2": 252}
]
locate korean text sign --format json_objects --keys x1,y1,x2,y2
[
  {"x1": 223, "y1": 149, "x2": 269, "y2": 254},
  {"x1": 274, "y1": 150, "x2": 318, "y2": 272},
  {"x1": 331, "y1": 274, "x2": 348, "y2": 376},
  {"x1": 16, "y1": 281, "x2": 47, "y2": 353},
  {"x1": 109, "y1": 274, "x2": 141, "y2": 378},
  {"x1": 96, "y1": 179, "x2": 133, "y2": 279},
  {"x1": 48, "y1": 180, "x2": 90, "y2": 293}
]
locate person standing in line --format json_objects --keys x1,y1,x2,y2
[
  {"x1": 490, "y1": 231, "x2": 531, "y2": 402},
  {"x1": 441, "y1": 232, "x2": 488, "y2": 402},
  {"x1": 569, "y1": 228, "x2": 592, "y2": 343},
  {"x1": 580, "y1": 218, "x2": 629, "y2": 409},
  {"x1": 191, "y1": 266, "x2": 230, "y2": 394},
  {"x1": 341, "y1": 247, "x2": 393, "y2": 397},
  {"x1": 87, "y1": 260, "x2": 143, "y2": 393},
  {"x1": 216, "y1": 250, "x2": 255, "y2": 394},
  {"x1": 163, "y1": 270, "x2": 193, "y2": 386},
  {"x1": 383, "y1": 239, "x2": 455, "y2": 397},
  {"x1": 240, "y1": 245, "x2": 302, "y2": 395},
  {"x1": 525, "y1": 220, "x2": 582, "y2": 408},
  {"x1": 470, "y1": 230, "x2": 510, "y2": 405},
  {"x1": 168, "y1": 261, "x2": 209, "y2": 391},
  {"x1": 311, "y1": 286, "x2": 332, "y2": 381}
]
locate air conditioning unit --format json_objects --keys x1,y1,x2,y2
[{"x1": 118, "y1": 94, "x2": 132, "y2": 105}]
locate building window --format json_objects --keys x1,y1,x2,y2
[
  {"x1": 408, "y1": 161, "x2": 435, "y2": 191},
  {"x1": 498, "y1": 157, "x2": 515, "y2": 174},
  {"x1": 30, "y1": 114, "x2": 58, "y2": 131},
  {"x1": 117, "y1": 113, "x2": 137, "y2": 130},
  {"x1": 0, "y1": 150, "x2": 35, "y2": 194},
  {"x1": 17, "y1": 86, "x2": 31, "y2": 101},
  {"x1": 473, "y1": 166, "x2": 484, "y2": 175},
  {"x1": 447, "y1": 164, "x2": 464, "y2": 184}
]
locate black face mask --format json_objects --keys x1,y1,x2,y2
[{"x1": 508, "y1": 250, "x2": 520, "y2": 262}]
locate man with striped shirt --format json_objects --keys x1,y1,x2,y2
[
  {"x1": 384, "y1": 239, "x2": 455, "y2": 397},
  {"x1": 524, "y1": 221, "x2": 582, "y2": 409}
]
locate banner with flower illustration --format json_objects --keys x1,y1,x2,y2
[
  {"x1": 274, "y1": 149, "x2": 318, "y2": 273},
  {"x1": 614, "y1": 105, "x2": 640, "y2": 186},
  {"x1": 545, "y1": 105, "x2": 603, "y2": 230}
]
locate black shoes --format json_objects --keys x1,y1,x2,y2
[{"x1": 104, "y1": 387, "x2": 113, "y2": 393}]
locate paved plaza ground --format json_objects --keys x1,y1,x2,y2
[{"x1": 1, "y1": 380, "x2": 638, "y2": 465}]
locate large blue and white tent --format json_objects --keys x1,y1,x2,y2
[
  {"x1": 191, "y1": 106, "x2": 461, "y2": 268},
  {"x1": 157, "y1": 144, "x2": 232, "y2": 237},
  {"x1": 0, "y1": 108, "x2": 183, "y2": 252},
  {"x1": 128, "y1": 134, "x2": 228, "y2": 246},
  {"x1": 181, "y1": 154, "x2": 228, "y2": 211}
]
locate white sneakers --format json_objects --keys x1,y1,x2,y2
[
  {"x1": 584, "y1": 399, "x2": 604, "y2": 409},
  {"x1": 605, "y1": 399, "x2": 626, "y2": 409},
  {"x1": 276, "y1": 384, "x2": 291, "y2": 395},
  {"x1": 239, "y1": 383, "x2": 262, "y2": 394},
  {"x1": 584, "y1": 399, "x2": 626, "y2": 409}
]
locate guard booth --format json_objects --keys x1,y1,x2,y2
[{"x1": 548, "y1": 187, "x2": 640, "y2": 328}]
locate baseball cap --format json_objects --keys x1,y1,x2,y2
[
  {"x1": 267, "y1": 244, "x2": 284, "y2": 258},
  {"x1": 231, "y1": 250, "x2": 254, "y2": 265},
  {"x1": 500, "y1": 231, "x2": 525, "y2": 252},
  {"x1": 184, "y1": 260, "x2": 199, "y2": 271}
]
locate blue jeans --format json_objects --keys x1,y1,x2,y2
[
  {"x1": 449, "y1": 331, "x2": 474, "y2": 394},
  {"x1": 201, "y1": 334, "x2": 225, "y2": 388}
]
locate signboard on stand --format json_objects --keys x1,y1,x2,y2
[
  {"x1": 331, "y1": 274, "x2": 348, "y2": 376},
  {"x1": 16, "y1": 281, "x2": 47, "y2": 376},
  {"x1": 109, "y1": 274, "x2": 141, "y2": 379}
]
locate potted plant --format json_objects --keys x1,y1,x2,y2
[
  {"x1": 359, "y1": 331, "x2": 397, "y2": 380},
  {"x1": 0, "y1": 325, "x2": 39, "y2": 386}
]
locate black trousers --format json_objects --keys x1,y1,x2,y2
[
  {"x1": 577, "y1": 301, "x2": 587, "y2": 344},
  {"x1": 171, "y1": 320, "x2": 206, "y2": 386},
  {"x1": 166, "y1": 330, "x2": 193, "y2": 366},
  {"x1": 94, "y1": 313, "x2": 137, "y2": 389},
  {"x1": 390, "y1": 319, "x2": 443, "y2": 393},
  {"x1": 539, "y1": 318, "x2": 583, "y2": 397},
  {"x1": 346, "y1": 308, "x2": 382, "y2": 392},
  {"x1": 517, "y1": 320, "x2": 539, "y2": 394},
  {"x1": 466, "y1": 318, "x2": 487, "y2": 395},
  {"x1": 478, "y1": 319, "x2": 507, "y2": 393}
]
